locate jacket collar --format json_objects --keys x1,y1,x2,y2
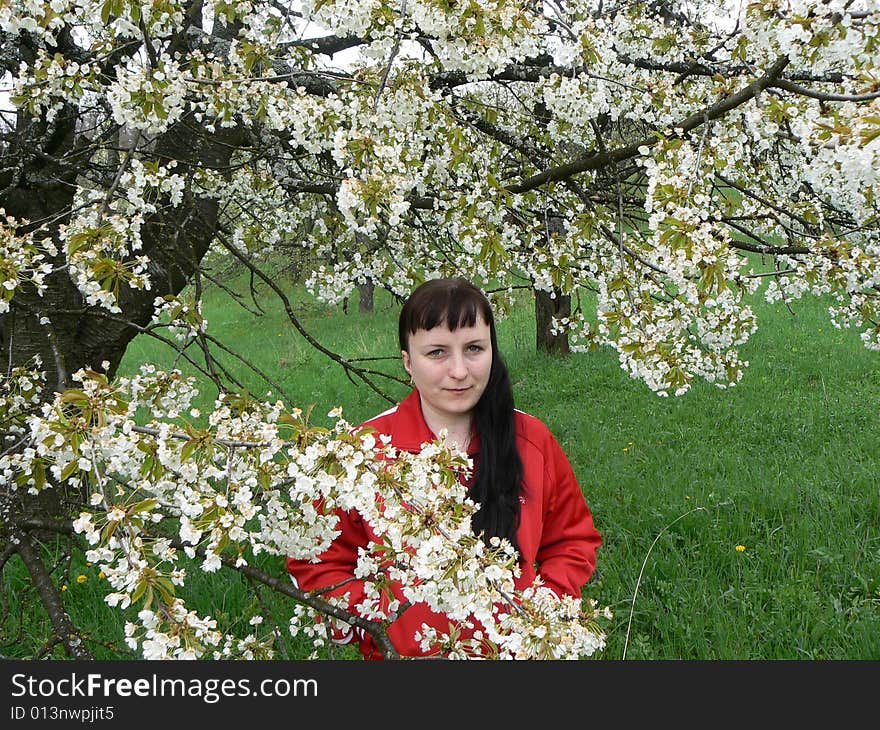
[{"x1": 390, "y1": 389, "x2": 480, "y2": 456}]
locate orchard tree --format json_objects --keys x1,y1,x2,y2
[{"x1": 0, "y1": 0, "x2": 878, "y2": 659}]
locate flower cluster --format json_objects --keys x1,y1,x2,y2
[
  {"x1": 7, "y1": 0, "x2": 877, "y2": 398},
  {"x1": 0, "y1": 213, "x2": 57, "y2": 314},
  {"x1": 0, "y1": 367, "x2": 609, "y2": 659},
  {"x1": 107, "y1": 58, "x2": 188, "y2": 136}
]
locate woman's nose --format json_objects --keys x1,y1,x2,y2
[{"x1": 448, "y1": 353, "x2": 467, "y2": 379}]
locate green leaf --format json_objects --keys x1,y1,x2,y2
[
  {"x1": 60, "y1": 460, "x2": 80, "y2": 481},
  {"x1": 131, "y1": 580, "x2": 147, "y2": 604},
  {"x1": 155, "y1": 577, "x2": 176, "y2": 604},
  {"x1": 100, "y1": 519, "x2": 119, "y2": 544},
  {"x1": 32, "y1": 459, "x2": 46, "y2": 490},
  {"x1": 60, "y1": 388, "x2": 88, "y2": 404},
  {"x1": 180, "y1": 440, "x2": 198, "y2": 462},
  {"x1": 861, "y1": 128, "x2": 880, "y2": 145},
  {"x1": 129, "y1": 498, "x2": 158, "y2": 515}
]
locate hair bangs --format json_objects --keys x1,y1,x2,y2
[
  {"x1": 417, "y1": 291, "x2": 480, "y2": 333},
  {"x1": 399, "y1": 278, "x2": 493, "y2": 350}
]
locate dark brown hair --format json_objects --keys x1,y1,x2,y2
[{"x1": 399, "y1": 278, "x2": 523, "y2": 554}]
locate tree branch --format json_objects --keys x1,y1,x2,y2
[
  {"x1": 770, "y1": 78, "x2": 880, "y2": 102},
  {"x1": 507, "y1": 55, "x2": 791, "y2": 194},
  {"x1": 21, "y1": 516, "x2": 403, "y2": 660},
  {"x1": 15, "y1": 533, "x2": 94, "y2": 659}
]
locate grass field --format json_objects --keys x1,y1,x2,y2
[{"x1": 4, "y1": 263, "x2": 879, "y2": 660}]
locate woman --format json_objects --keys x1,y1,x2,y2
[{"x1": 287, "y1": 277, "x2": 601, "y2": 658}]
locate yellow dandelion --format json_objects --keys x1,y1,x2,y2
[
  {"x1": 735, "y1": 544, "x2": 746, "y2": 552},
  {"x1": 61, "y1": 585, "x2": 68, "y2": 592},
  {"x1": 98, "y1": 571, "x2": 106, "y2": 579},
  {"x1": 76, "y1": 574, "x2": 87, "y2": 583}
]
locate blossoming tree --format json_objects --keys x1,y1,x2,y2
[{"x1": 1, "y1": 0, "x2": 878, "y2": 659}]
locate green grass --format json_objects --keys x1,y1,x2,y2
[
  {"x1": 4, "y1": 264, "x2": 879, "y2": 660},
  {"x1": 540, "y1": 297, "x2": 880, "y2": 660}
]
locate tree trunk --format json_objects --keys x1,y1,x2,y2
[
  {"x1": 1, "y1": 117, "x2": 243, "y2": 388},
  {"x1": 358, "y1": 281, "x2": 375, "y2": 313},
  {"x1": 534, "y1": 288, "x2": 570, "y2": 356},
  {"x1": 0, "y1": 98, "x2": 245, "y2": 658}
]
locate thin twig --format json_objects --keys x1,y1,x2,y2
[{"x1": 622, "y1": 506, "x2": 707, "y2": 660}]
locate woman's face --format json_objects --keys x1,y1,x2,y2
[{"x1": 401, "y1": 316, "x2": 493, "y2": 425}]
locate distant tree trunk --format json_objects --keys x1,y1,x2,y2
[
  {"x1": 534, "y1": 288, "x2": 570, "y2": 355},
  {"x1": 358, "y1": 281, "x2": 374, "y2": 313}
]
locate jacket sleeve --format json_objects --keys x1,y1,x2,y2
[
  {"x1": 286, "y1": 506, "x2": 369, "y2": 644},
  {"x1": 535, "y1": 431, "x2": 602, "y2": 598}
]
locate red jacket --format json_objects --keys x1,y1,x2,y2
[{"x1": 286, "y1": 389, "x2": 601, "y2": 659}]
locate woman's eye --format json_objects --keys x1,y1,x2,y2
[
  {"x1": 467, "y1": 345, "x2": 484, "y2": 353},
  {"x1": 428, "y1": 349, "x2": 444, "y2": 357}
]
